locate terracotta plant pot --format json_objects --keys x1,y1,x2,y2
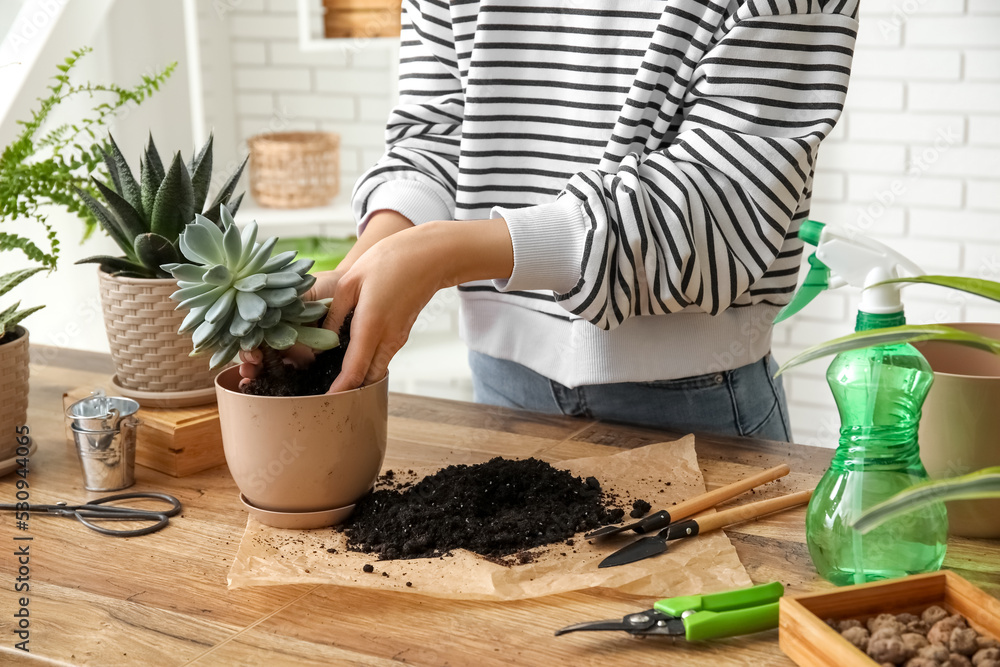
[
  {"x1": 0, "y1": 326, "x2": 30, "y2": 460},
  {"x1": 914, "y1": 322, "x2": 1000, "y2": 539},
  {"x1": 214, "y1": 367, "x2": 388, "y2": 523},
  {"x1": 97, "y1": 269, "x2": 217, "y2": 397}
]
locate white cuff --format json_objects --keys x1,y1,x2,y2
[
  {"x1": 357, "y1": 180, "x2": 452, "y2": 235},
  {"x1": 492, "y1": 198, "x2": 588, "y2": 294}
]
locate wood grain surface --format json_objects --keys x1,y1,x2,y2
[{"x1": 1, "y1": 355, "x2": 997, "y2": 666}]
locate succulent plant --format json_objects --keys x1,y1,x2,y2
[
  {"x1": 75, "y1": 133, "x2": 247, "y2": 279},
  {"x1": 163, "y1": 205, "x2": 339, "y2": 370},
  {"x1": 0, "y1": 268, "x2": 46, "y2": 341}
]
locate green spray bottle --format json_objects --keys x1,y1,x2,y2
[{"x1": 775, "y1": 220, "x2": 947, "y2": 585}]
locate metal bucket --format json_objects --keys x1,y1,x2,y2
[
  {"x1": 69, "y1": 416, "x2": 139, "y2": 492},
  {"x1": 66, "y1": 392, "x2": 140, "y2": 432}
]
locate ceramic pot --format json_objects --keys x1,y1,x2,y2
[
  {"x1": 214, "y1": 367, "x2": 388, "y2": 516},
  {"x1": 0, "y1": 326, "x2": 30, "y2": 460},
  {"x1": 97, "y1": 268, "x2": 217, "y2": 396},
  {"x1": 914, "y1": 322, "x2": 1000, "y2": 539}
]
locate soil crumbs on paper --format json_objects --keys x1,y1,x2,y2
[{"x1": 342, "y1": 457, "x2": 626, "y2": 565}]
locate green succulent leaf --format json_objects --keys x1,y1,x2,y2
[
  {"x1": 171, "y1": 282, "x2": 215, "y2": 302},
  {"x1": 145, "y1": 132, "x2": 165, "y2": 183},
  {"x1": 134, "y1": 233, "x2": 180, "y2": 277},
  {"x1": 179, "y1": 283, "x2": 230, "y2": 310},
  {"x1": 776, "y1": 325, "x2": 1000, "y2": 377},
  {"x1": 229, "y1": 312, "x2": 254, "y2": 337},
  {"x1": 150, "y1": 152, "x2": 195, "y2": 239},
  {"x1": 257, "y1": 307, "x2": 282, "y2": 329},
  {"x1": 193, "y1": 317, "x2": 227, "y2": 348},
  {"x1": 286, "y1": 301, "x2": 328, "y2": 324},
  {"x1": 235, "y1": 291, "x2": 267, "y2": 322},
  {"x1": 92, "y1": 178, "x2": 146, "y2": 240},
  {"x1": 222, "y1": 220, "x2": 242, "y2": 266},
  {"x1": 105, "y1": 134, "x2": 143, "y2": 214},
  {"x1": 203, "y1": 264, "x2": 232, "y2": 286},
  {"x1": 238, "y1": 237, "x2": 279, "y2": 277},
  {"x1": 873, "y1": 275, "x2": 1000, "y2": 304},
  {"x1": 259, "y1": 287, "x2": 297, "y2": 308},
  {"x1": 203, "y1": 155, "x2": 247, "y2": 217},
  {"x1": 179, "y1": 306, "x2": 208, "y2": 333},
  {"x1": 852, "y1": 467, "x2": 1000, "y2": 534},
  {"x1": 139, "y1": 152, "x2": 163, "y2": 220},
  {"x1": 189, "y1": 133, "x2": 214, "y2": 213},
  {"x1": 205, "y1": 287, "x2": 236, "y2": 324},
  {"x1": 75, "y1": 255, "x2": 150, "y2": 276},
  {"x1": 210, "y1": 339, "x2": 239, "y2": 370},
  {"x1": 75, "y1": 188, "x2": 137, "y2": 260},
  {"x1": 285, "y1": 258, "x2": 315, "y2": 275},
  {"x1": 262, "y1": 322, "x2": 297, "y2": 350},
  {"x1": 234, "y1": 274, "x2": 267, "y2": 292},
  {"x1": 162, "y1": 263, "x2": 207, "y2": 282},
  {"x1": 0, "y1": 304, "x2": 44, "y2": 338},
  {"x1": 261, "y1": 251, "x2": 296, "y2": 273},
  {"x1": 292, "y1": 325, "x2": 339, "y2": 351},
  {"x1": 180, "y1": 223, "x2": 225, "y2": 265},
  {"x1": 237, "y1": 221, "x2": 258, "y2": 268},
  {"x1": 265, "y1": 272, "x2": 304, "y2": 288},
  {"x1": 295, "y1": 274, "x2": 317, "y2": 295},
  {"x1": 0, "y1": 268, "x2": 45, "y2": 300},
  {"x1": 240, "y1": 328, "x2": 264, "y2": 352}
]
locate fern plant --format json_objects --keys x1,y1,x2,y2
[
  {"x1": 0, "y1": 47, "x2": 174, "y2": 343},
  {"x1": 74, "y1": 132, "x2": 247, "y2": 278},
  {"x1": 0, "y1": 47, "x2": 175, "y2": 269}
]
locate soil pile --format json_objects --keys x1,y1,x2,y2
[
  {"x1": 344, "y1": 457, "x2": 626, "y2": 562},
  {"x1": 244, "y1": 311, "x2": 353, "y2": 397}
]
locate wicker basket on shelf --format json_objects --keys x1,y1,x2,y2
[
  {"x1": 322, "y1": 0, "x2": 402, "y2": 39},
  {"x1": 248, "y1": 132, "x2": 340, "y2": 209}
]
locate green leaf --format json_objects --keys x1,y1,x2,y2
[
  {"x1": 873, "y1": 275, "x2": 1000, "y2": 304},
  {"x1": 75, "y1": 255, "x2": 151, "y2": 276},
  {"x1": 202, "y1": 155, "x2": 247, "y2": 219},
  {"x1": 163, "y1": 263, "x2": 207, "y2": 282},
  {"x1": 234, "y1": 274, "x2": 267, "y2": 292},
  {"x1": 105, "y1": 134, "x2": 143, "y2": 215},
  {"x1": 263, "y1": 322, "x2": 297, "y2": 350},
  {"x1": 93, "y1": 177, "x2": 146, "y2": 240},
  {"x1": 180, "y1": 224, "x2": 224, "y2": 265},
  {"x1": 203, "y1": 264, "x2": 233, "y2": 285},
  {"x1": 776, "y1": 324, "x2": 1000, "y2": 376},
  {"x1": 150, "y1": 152, "x2": 195, "y2": 240},
  {"x1": 210, "y1": 339, "x2": 239, "y2": 370},
  {"x1": 236, "y1": 291, "x2": 267, "y2": 322},
  {"x1": 74, "y1": 188, "x2": 137, "y2": 259},
  {"x1": 0, "y1": 268, "x2": 45, "y2": 300},
  {"x1": 140, "y1": 152, "x2": 163, "y2": 220},
  {"x1": 240, "y1": 327, "x2": 265, "y2": 351},
  {"x1": 291, "y1": 324, "x2": 339, "y2": 351},
  {"x1": 189, "y1": 133, "x2": 214, "y2": 213},
  {"x1": 259, "y1": 287, "x2": 297, "y2": 308},
  {"x1": 134, "y1": 233, "x2": 181, "y2": 277},
  {"x1": 0, "y1": 304, "x2": 44, "y2": 338},
  {"x1": 145, "y1": 132, "x2": 165, "y2": 183},
  {"x1": 852, "y1": 467, "x2": 1000, "y2": 534}
]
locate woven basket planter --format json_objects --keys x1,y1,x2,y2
[
  {"x1": 97, "y1": 269, "x2": 217, "y2": 393},
  {"x1": 248, "y1": 132, "x2": 340, "y2": 209},
  {"x1": 322, "y1": 0, "x2": 401, "y2": 38},
  {"x1": 0, "y1": 326, "x2": 29, "y2": 460}
]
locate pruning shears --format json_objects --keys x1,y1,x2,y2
[{"x1": 554, "y1": 581, "x2": 783, "y2": 641}]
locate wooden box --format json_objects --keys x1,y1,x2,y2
[
  {"x1": 780, "y1": 571, "x2": 1000, "y2": 667},
  {"x1": 63, "y1": 386, "x2": 226, "y2": 477}
]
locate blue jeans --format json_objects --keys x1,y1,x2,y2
[{"x1": 469, "y1": 351, "x2": 792, "y2": 442}]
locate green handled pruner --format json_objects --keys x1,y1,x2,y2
[{"x1": 554, "y1": 581, "x2": 783, "y2": 641}]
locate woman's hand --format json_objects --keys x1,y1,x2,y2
[
  {"x1": 323, "y1": 217, "x2": 514, "y2": 393},
  {"x1": 237, "y1": 210, "x2": 414, "y2": 386}
]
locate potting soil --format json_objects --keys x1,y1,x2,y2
[
  {"x1": 244, "y1": 311, "x2": 352, "y2": 397},
  {"x1": 344, "y1": 457, "x2": 626, "y2": 562}
]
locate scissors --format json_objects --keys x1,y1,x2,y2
[
  {"x1": 555, "y1": 581, "x2": 783, "y2": 640},
  {"x1": 0, "y1": 492, "x2": 182, "y2": 537}
]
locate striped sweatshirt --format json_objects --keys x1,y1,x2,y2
[{"x1": 353, "y1": 0, "x2": 858, "y2": 387}]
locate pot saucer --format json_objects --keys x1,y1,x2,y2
[
  {"x1": 239, "y1": 494, "x2": 356, "y2": 529},
  {"x1": 111, "y1": 375, "x2": 217, "y2": 409},
  {"x1": 0, "y1": 441, "x2": 38, "y2": 477}
]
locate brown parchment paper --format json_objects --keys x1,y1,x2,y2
[{"x1": 227, "y1": 436, "x2": 752, "y2": 600}]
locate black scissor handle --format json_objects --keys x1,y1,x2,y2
[
  {"x1": 74, "y1": 510, "x2": 171, "y2": 537},
  {"x1": 85, "y1": 492, "x2": 182, "y2": 517}
]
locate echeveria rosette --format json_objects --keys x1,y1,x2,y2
[{"x1": 162, "y1": 205, "x2": 339, "y2": 370}]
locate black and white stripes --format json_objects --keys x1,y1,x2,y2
[{"x1": 353, "y1": 0, "x2": 858, "y2": 384}]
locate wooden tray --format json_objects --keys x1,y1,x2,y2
[
  {"x1": 780, "y1": 570, "x2": 1000, "y2": 666},
  {"x1": 63, "y1": 385, "x2": 225, "y2": 477}
]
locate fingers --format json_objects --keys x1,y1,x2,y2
[
  {"x1": 239, "y1": 349, "x2": 262, "y2": 365},
  {"x1": 322, "y1": 271, "x2": 360, "y2": 333},
  {"x1": 327, "y1": 310, "x2": 375, "y2": 393},
  {"x1": 302, "y1": 270, "x2": 340, "y2": 303},
  {"x1": 363, "y1": 343, "x2": 394, "y2": 386},
  {"x1": 283, "y1": 343, "x2": 316, "y2": 369},
  {"x1": 238, "y1": 349, "x2": 263, "y2": 379}
]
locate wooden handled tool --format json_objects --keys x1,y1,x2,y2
[
  {"x1": 599, "y1": 489, "x2": 814, "y2": 568},
  {"x1": 586, "y1": 463, "x2": 791, "y2": 539}
]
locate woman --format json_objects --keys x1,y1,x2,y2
[{"x1": 250, "y1": 0, "x2": 858, "y2": 441}]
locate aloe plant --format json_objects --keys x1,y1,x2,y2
[
  {"x1": 0, "y1": 268, "x2": 46, "y2": 342},
  {"x1": 852, "y1": 467, "x2": 1000, "y2": 534},
  {"x1": 75, "y1": 133, "x2": 247, "y2": 279},
  {"x1": 163, "y1": 204, "x2": 339, "y2": 372}
]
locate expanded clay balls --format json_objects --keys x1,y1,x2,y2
[{"x1": 827, "y1": 607, "x2": 998, "y2": 667}]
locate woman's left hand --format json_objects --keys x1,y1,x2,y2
[{"x1": 323, "y1": 218, "x2": 514, "y2": 393}]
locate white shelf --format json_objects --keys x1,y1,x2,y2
[{"x1": 236, "y1": 198, "x2": 357, "y2": 239}]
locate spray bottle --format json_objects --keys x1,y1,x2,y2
[{"x1": 775, "y1": 220, "x2": 948, "y2": 586}]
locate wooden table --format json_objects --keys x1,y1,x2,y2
[{"x1": 4, "y1": 350, "x2": 999, "y2": 666}]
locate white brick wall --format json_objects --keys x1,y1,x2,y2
[{"x1": 212, "y1": 0, "x2": 1000, "y2": 436}]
